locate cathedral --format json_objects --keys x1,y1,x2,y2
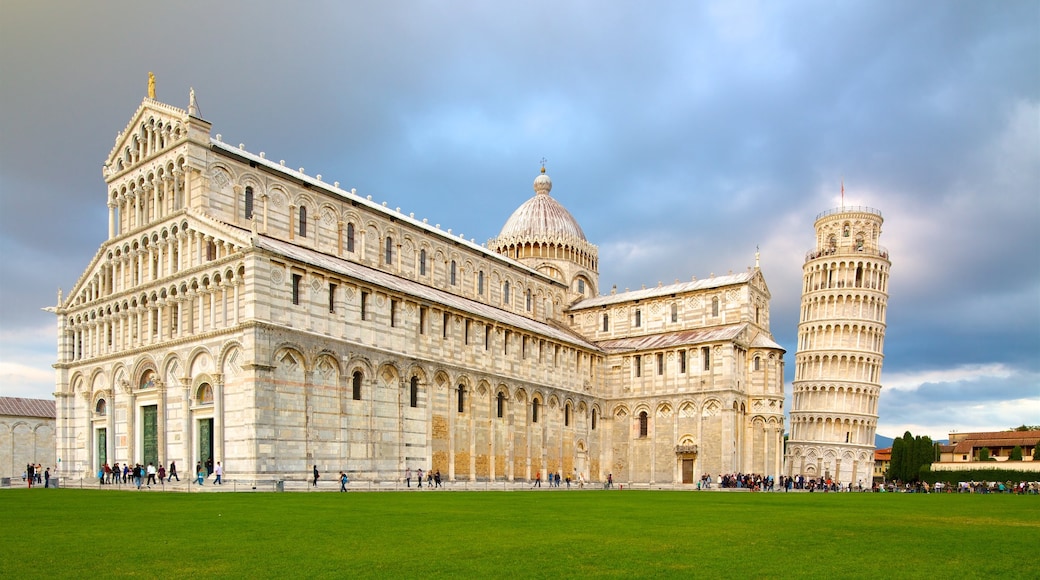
[{"x1": 52, "y1": 83, "x2": 786, "y2": 485}]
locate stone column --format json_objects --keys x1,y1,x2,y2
[
  {"x1": 288, "y1": 205, "x2": 296, "y2": 241},
  {"x1": 214, "y1": 374, "x2": 224, "y2": 465},
  {"x1": 108, "y1": 201, "x2": 116, "y2": 238}
]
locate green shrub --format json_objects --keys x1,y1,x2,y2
[{"x1": 1010, "y1": 446, "x2": 1023, "y2": 461}]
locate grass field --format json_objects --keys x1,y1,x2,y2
[{"x1": 1, "y1": 489, "x2": 1037, "y2": 578}]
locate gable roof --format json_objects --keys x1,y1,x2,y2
[
  {"x1": 570, "y1": 272, "x2": 755, "y2": 311},
  {"x1": 951, "y1": 430, "x2": 1040, "y2": 454},
  {"x1": 594, "y1": 325, "x2": 746, "y2": 353},
  {"x1": 0, "y1": 397, "x2": 56, "y2": 419}
]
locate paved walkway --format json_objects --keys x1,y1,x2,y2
[{"x1": 39, "y1": 477, "x2": 771, "y2": 493}]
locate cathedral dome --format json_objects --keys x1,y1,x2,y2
[{"x1": 496, "y1": 168, "x2": 587, "y2": 242}]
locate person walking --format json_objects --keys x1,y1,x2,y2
[
  {"x1": 340, "y1": 472, "x2": 349, "y2": 492},
  {"x1": 168, "y1": 461, "x2": 179, "y2": 482},
  {"x1": 405, "y1": 468, "x2": 411, "y2": 488},
  {"x1": 158, "y1": 464, "x2": 166, "y2": 485},
  {"x1": 313, "y1": 465, "x2": 320, "y2": 487},
  {"x1": 214, "y1": 462, "x2": 223, "y2": 485},
  {"x1": 146, "y1": 463, "x2": 157, "y2": 487},
  {"x1": 196, "y1": 461, "x2": 205, "y2": 485},
  {"x1": 416, "y1": 468, "x2": 423, "y2": 488}
]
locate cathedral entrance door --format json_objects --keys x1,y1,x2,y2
[
  {"x1": 142, "y1": 405, "x2": 158, "y2": 468},
  {"x1": 96, "y1": 428, "x2": 107, "y2": 471},
  {"x1": 682, "y1": 459, "x2": 694, "y2": 484},
  {"x1": 198, "y1": 418, "x2": 214, "y2": 471}
]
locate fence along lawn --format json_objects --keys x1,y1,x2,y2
[{"x1": 1, "y1": 489, "x2": 1036, "y2": 578}]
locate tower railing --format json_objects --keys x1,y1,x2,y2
[
  {"x1": 815, "y1": 206, "x2": 882, "y2": 221},
  {"x1": 805, "y1": 245, "x2": 889, "y2": 263}
]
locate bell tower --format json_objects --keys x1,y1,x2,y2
[{"x1": 785, "y1": 204, "x2": 891, "y2": 487}]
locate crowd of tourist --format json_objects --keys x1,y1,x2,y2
[
  {"x1": 881, "y1": 480, "x2": 1040, "y2": 494},
  {"x1": 22, "y1": 463, "x2": 54, "y2": 488}
]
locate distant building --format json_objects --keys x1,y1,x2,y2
[
  {"x1": 873, "y1": 447, "x2": 891, "y2": 481},
  {"x1": 939, "y1": 430, "x2": 1040, "y2": 463},
  {"x1": 785, "y1": 205, "x2": 891, "y2": 486},
  {"x1": 0, "y1": 397, "x2": 56, "y2": 481}
]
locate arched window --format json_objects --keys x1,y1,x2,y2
[
  {"x1": 639, "y1": 411, "x2": 648, "y2": 438},
  {"x1": 670, "y1": 303, "x2": 678, "y2": 323},
  {"x1": 591, "y1": 408, "x2": 597, "y2": 430},
  {"x1": 419, "y1": 249, "x2": 427, "y2": 276},
  {"x1": 503, "y1": 281, "x2": 510, "y2": 305},
  {"x1": 346, "y1": 223, "x2": 355, "y2": 253},
  {"x1": 565, "y1": 403, "x2": 571, "y2": 426},
  {"x1": 410, "y1": 376, "x2": 419, "y2": 408},
  {"x1": 244, "y1": 186, "x2": 254, "y2": 220},
  {"x1": 497, "y1": 392, "x2": 506, "y2": 418},
  {"x1": 450, "y1": 260, "x2": 457, "y2": 285},
  {"x1": 457, "y1": 384, "x2": 466, "y2": 413},
  {"x1": 352, "y1": 371, "x2": 362, "y2": 400},
  {"x1": 577, "y1": 278, "x2": 585, "y2": 294},
  {"x1": 385, "y1": 237, "x2": 393, "y2": 265},
  {"x1": 602, "y1": 313, "x2": 609, "y2": 332},
  {"x1": 711, "y1": 297, "x2": 719, "y2": 317},
  {"x1": 754, "y1": 356, "x2": 761, "y2": 371},
  {"x1": 532, "y1": 398, "x2": 540, "y2": 423},
  {"x1": 477, "y1": 271, "x2": 484, "y2": 295},
  {"x1": 635, "y1": 309, "x2": 642, "y2": 327},
  {"x1": 197, "y1": 383, "x2": 213, "y2": 405},
  {"x1": 299, "y1": 206, "x2": 307, "y2": 238},
  {"x1": 526, "y1": 289, "x2": 532, "y2": 311},
  {"x1": 95, "y1": 399, "x2": 107, "y2": 416}
]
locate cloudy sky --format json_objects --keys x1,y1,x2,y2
[{"x1": 1, "y1": 1, "x2": 1037, "y2": 440}]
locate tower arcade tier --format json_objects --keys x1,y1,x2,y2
[{"x1": 785, "y1": 206, "x2": 891, "y2": 486}]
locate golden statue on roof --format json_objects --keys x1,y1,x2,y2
[{"x1": 148, "y1": 72, "x2": 156, "y2": 99}]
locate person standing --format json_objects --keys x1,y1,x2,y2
[
  {"x1": 312, "y1": 465, "x2": 319, "y2": 487},
  {"x1": 146, "y1": 463, "x2": 157, "y2": 487},
  {"x1": 340, "y1": 472, "x2": 349, "y2": 492},
  {"x1": 405, "y1": 467, "x2": 411, "y2": 488},
  {"x1": 196, "y1": 461, "x2": 205, "y2": 485},
  {"x1": 168, "y1": 461, "x2": 179, "y2": 482},
  {"x1": 214, "y1": 462, "x2": 223, "y2": 485},
  {"x1": 434, "y1": 470, "x2": 441, "y2": 488},
  {"x1": 158, "y1": 464, "x2": 166, "y2": 485},
  {"x1": 44, "y1": 468, "x2": 51, "y2": 488},
  {"x1": 416, "y1": 468, "x2": 423, "y2": 488},
  {"x1": 607, "y1": 473, "x2": 613, "y2": 489}
]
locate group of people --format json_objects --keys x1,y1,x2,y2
[
  {"x1": 404, "y1": 467, "x2": 443, "y2": 488},
  {"x1": 22, "y1": 463, "x2": 53, "y2": 488},
  {"x1": 532, "y1": 471, "x2": 589, "y2": 488},
  {"x1": 97, "y1": 461, "x2": 168, "y2": 489},
  {"x1": 195, "y1": 459, "x2": 222, "y2": 485},
  {"x1": 92, "y1": 458, "x2": 227, "y2": 488}
]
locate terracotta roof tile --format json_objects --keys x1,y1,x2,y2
[{"x1": 0, "y1": 397, "x2": 56, "y2": 419}]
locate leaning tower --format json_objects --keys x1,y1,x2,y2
[{"x1": 786, "y1": 205, "x2": 891, "y2": 487}]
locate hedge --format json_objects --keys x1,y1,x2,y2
[{"x1": 919, "y1": 466, "x2": 1039, "y2": 484}]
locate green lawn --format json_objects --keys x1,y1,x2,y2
[{"x1": 1, "y1": 489, "x2": 1036, "y2": 578}]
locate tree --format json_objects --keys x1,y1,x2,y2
[
  {"x1": 1011, "y1": 425, "x2": 1040, "y2": 431},
  {"x1": 888, "y1": 433, "x2": 908, "y2": 481},
  {"x1": 1009, "y1": 446, "x2": 1023, "y2": 461},
  {"x1": 1034, "y1": 444, "x2": 1040, "y2": 461},
  {"x1": 888, "y1": 431, "x2": 939, "y2": 482},
  {"x1": 978, "y1": 447, "x2": 991, "y2": 461}
]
